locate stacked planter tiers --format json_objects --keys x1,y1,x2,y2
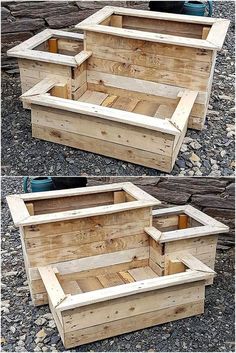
[
  {"x1": 7, "y1": 182, "x2": 229, "y2": 348},
  {"x1": 7, "y1": 7, "x2": 229, "y2": 172}
]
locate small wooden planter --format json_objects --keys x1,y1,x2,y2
[
  {"x1": 76, "y1": 6, "x2": 230, "y2": 130},
  {"x1": 21, "y1": 75, "x2": 197, "y2": 172},
  {"x1": 7, "y1": 183, "x2": 229, "y2": 348},
  {"x1": 151, "y1": 205, "x2": 229, "y2": 283},
  {"x1": 7, "y1": 29, "x2": 84, "y2": 97}
]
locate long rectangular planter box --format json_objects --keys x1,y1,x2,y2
[
  {"x1": 20, "y1": 75, "x2": 197, "y2": 172},
  {"x1": 7, "y1": 183, "x2": 229, "y2": 348}
]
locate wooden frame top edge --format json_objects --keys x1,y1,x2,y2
[
  {"x1": 22, "y1": 93, "x2": 180, "y2": 135},
  {"x1": 7, "y1": 28, "x2": 84, "y2": 66},
  {"x1": 75, "y1": 6, "x2": 229, "y2": 50},
  {"x1": 15, "y1": 182, "x2": 147, "y2": 201},
  {"x1": 76, "y1": 6, "x2": 221, "y2": 26},
  {"x1": 18, "y1": 200, "x2": 159, "y2": 226},
  {"x1": 56, "y1": 269, "x2": 210, "y2": 311}
]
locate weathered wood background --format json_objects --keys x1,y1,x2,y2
[
  {"x1": 1, "y1": 1, "x2": 148, "y2": 72},
  {"x1": 87, "y1": 177, "x2": 235, "y2": 248}
]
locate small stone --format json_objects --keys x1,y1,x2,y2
[
  {"x1": 4, "y1": 271, "x2": 17, "y2": 276},
  {"x1": 220, "y1": 150, "x2": 227, "y2": 157},
  {"x1": 227, "y1": 131, "x2": 234, "y2": 138},
  {"x1": 190, "y1": 141, "x2": 201, "y2": 150},
  {"x1": 42, "y1": 313, "x2": 53, "y2": 320},
  {"x1": 180, "y1": 144, "x2": 188, "y2": 152},
  {"x1": 212, "y1": 164, "x2": 219, "y2": 170},
  {"x1": 36, "y1": 328, "x2": 47, "y2": 340},
  {"x1": 183, "y1": 137, "x2": 193, "y2": 144},
  {"x1": 50, "y1": 336, "x2": 60, "y2": 345},
  {"x1": 210, "y1": 158, "x2": 217, "y2": 165},
  {"x1": 48, "y1": 320, "x2": 56, "y2": 329},
  {"x1": 10, "y1": 326, "x2": 16, "y2": 334},
  {"x1": 189, "y1": 152, "x2": 200, "y2": 163},
  {"x1": 35, "y1": 317, "x2": 47, "y2": 326}
]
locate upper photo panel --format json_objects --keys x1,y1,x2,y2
[{"x1": 2, "y1": 1, "x2": 235, "y2": 176}]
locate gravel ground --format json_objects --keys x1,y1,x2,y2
[
  {"x1": 1, "y1": 177, "x2": 235, "y2": 352},
  {"x1": 1, "y1": 1, "x2": 235, "y2": 177}
]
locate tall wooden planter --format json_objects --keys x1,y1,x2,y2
[{"x1": 76, "y1": 6, "x2": 229, "y2": 130}]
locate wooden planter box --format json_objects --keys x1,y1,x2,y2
[
  {"x1": 7, "y1": 29, "x2": 84, "y2": 97},
  {"x1": 7, "y1": 182, "x2": 160, "y2": 306},
  {"x1": 76, "y1": 6, "x2": 229, "y2": 130},
  {"x1": 151, "y1": 205, "x2": 229, "y2": 282},
  {"x1": 21, "y1": 75, "x2": 197, "y2": 172},
  {"x1": 7, "y1": 183, "x2": 229, "y2": 348}
]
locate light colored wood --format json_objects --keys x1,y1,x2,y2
[
  {"x1": 25, "y1": 93, "x2": 180, "y2": 135},
  {"x1": 207, "y1": 20, "x2": 230, "y2": 49},
  {"x1": 18, "y1": 182, "x2": 152, "y2": 202},
  {"x1": 119, "y1": 271, "x2": 135, "y2": 283},
  {"x1": 6, "y1": 196, "x2": 30, "y2": 226},
  {"x1": 77, "y1": 277, "x2": 103, "y2": 292},
  {"x1": 51, "y1": 83, "x2": 68, "y2": 99},
  {"x1": 63, "y1": 300, "x2": 204, "y2": 348},
  {"x1": 202, "y1": 27, "x2": 210, "y2": 40},
  {"x1": 21, "y1": 76, "x2": 61, "y2": 98},
  {"x1": 31, "y1": 105, "x2": 175, "y2": 156},
  {"x1": 32, "y1": 124, "x2": 174, "y2": 172},
  {"x1": 83, "y1": 24, "x2": 217, "y2": 50},
  {"x1": 144, "y1": 226, "x2": 162, "y2": 242},
  {"x1": 168, "y1": 260, "x2": 186, "y2": 275},
  {"x1": 60, "y1": 280, "x2": 83, "y2": 295},
  {"x1": 29, "y1": 247, "x2": 150, "y2": 281},
  {"x1": 62, "y1": 281, "x2": 204, "y2": 333},
  {"x1": 170, "y1": 90, "x2": 198, "y2": 132},
  {"x1": 155, "y1": 105, "x2": 175, "y2": 119},
  {"x1": 28, "y1": 233, "x2": 149, "y2": 267},
  {"x1": 97, "y1": 273, "x2": 124, "y2": 287},
  {"x1": 74, "y1": 50, "x2": 92, "y2": 65},
  {"x1": 128, "y1": 266, "x2": 157, "y2": 281},
  {"x1": 110, "y1": 15, "x2": 122, "y2": 28},
  {"x1": 26, "y1": 203, "x2": 34, "y2": 216},
  {"x1": 38, "y1": 266, "x2": 66, "y2": 307},
  {"x1": 178, "y1": 254, "x2": 215, "y2": 274},
  {"x1": 87, "y1": 71, "x2": 206, "y2": 105},
  {"x1": 57, "y1": 270, "x2": 210, "y2": 311},
  {"x1": 78, "y1": 90, "x2": 108, "y2": 105},
  {"x1": 111, "y1": 96, "x2": 139, "y2": 112},
  {"x1": 88, "y1": 57, "x2": 209, "y2": 91},
  {"x1": 113, "y1": 191, "x2": 126, "y2": 204}
]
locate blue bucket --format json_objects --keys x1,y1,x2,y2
[
  {"x1": 23, "y1": 176, "x2": 54, "y2": 193},
  {"x1": 183, "y1": 1, "x2": 213, "y2": 17}
]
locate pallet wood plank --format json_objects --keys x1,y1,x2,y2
[
  {"x1": 38, "y1": 266, "x2": 66, "y2": 307},
  {"x1": 128, "y1": 266, "x2": 158, "y2": 281}
]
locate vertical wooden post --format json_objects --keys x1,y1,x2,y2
[
  {"x1": 178, "y1": 214, "x2": 188, "y2": 229},
  {"x1": 48, "y1": 38, "x2": 58, "y2": 53}
]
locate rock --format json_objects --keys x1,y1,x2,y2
[
  {"x1": 183, "y1": 137, "x2": 193, "y2": 144},
  {"x1": 192, "y1": 194, "x2": 235, "y2": 209},
  {"x1": 219, "y1": 94, "x2": 234, "y2": 100},
  {"x1": 35, "y1": 317, "x2": 47, "y2": 326},
  {"x1": 180, "y1": 144, "x2": 188, "y2": 153},
  {"x1": 1, "y1": 32, "x2": 33, "y2": 43},
  {"x1": 36, "y1": 328, "x2": 47, "y2": 340},
  {"x1": 48, "y1": 320, "x2": 56, "y2": 329},
  {"x1": 42, "y1": 313, "x2": 53, "y2": 320},
  {"x1": 1, "y1": 7, "x2": 11, "y2": 20},
  {"x1": 189, "y1": 152, "x2": 200, "y2": 163},
  {"x1": 10, "y1": 326, "x2": 16, "y2": 333},
  {"x1": 2, "y1": 19, "x2": 45, "y2": 33},
  {"x1": 45, "y1": 10, "x2": 94, "y2": 29},
  {"x1": 3, "y1": 270, "x2": 17, "y2": 276},
  {"x1": 190, "y1": 141, "x2": 201, "y2": 150},
  {"x1": 11, "y1": 4, "x2": 78, "y2": 18},
  {"x1": 50, "y1": 336, "x2": 61, "y2": 345}
]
